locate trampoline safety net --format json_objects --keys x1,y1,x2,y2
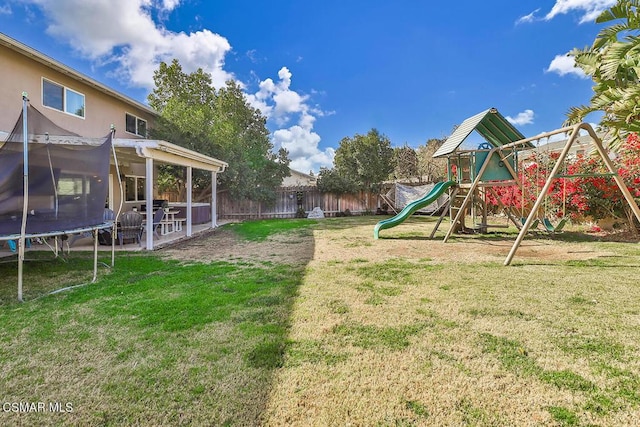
[{"x1": 0, "y1": 105, "x2": 111, "y2": 235}]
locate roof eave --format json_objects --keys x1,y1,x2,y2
[{"x1": 115, "y1": 138, "x2": 228, "y2": 173}]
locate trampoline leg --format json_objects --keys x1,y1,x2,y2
[
  {"x1": 17, "y1": 239, "x2": 24, "y2": 302},
  {"x1": 92, "y1": 229, "x2": 98, "y2": 283}
]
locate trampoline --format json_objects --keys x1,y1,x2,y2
[{"x1": 1, "y1": 94, "x2": 117, "y2": 301}]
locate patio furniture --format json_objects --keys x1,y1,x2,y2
[
  {"x1": 117, "y1": 211, "x2": 144, "y2": 248},
  {"x1": 103, "y1": 208, "x2": 115, "y2": 222},
  {"x1": 168, "y1": 210, "x2": 185, "y2": 232},
  {"x1": 149, "y1": 208, "x2": 166, "y2": 238},
  {"x1": 96, "y1": 208, "x2": 116, "y2": 245},
  {"x1": 69, "y1": 208, "x2": 116, "y2": 247},
  {"x1": 163, "y1": 209, "x2": 183, "y2": 234}
]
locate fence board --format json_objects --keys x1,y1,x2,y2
[{"x1": 214, "y1": 187, "x2": 379, "y2": 219}]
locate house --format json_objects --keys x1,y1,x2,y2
[
  {"x1": 281, "y1": 168, "x2": 316, "y2": 187},
  {"x1": 0, "y1": 32, "x2": 227, "y2": 250},
  {"x1": 518, "y1": 134, "x2": 600, "y2": 162}
]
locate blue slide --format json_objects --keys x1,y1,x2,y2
[{"x1": 374, "y1": 180, "x2": 456, "y2": 239}]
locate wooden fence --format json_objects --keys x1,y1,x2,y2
[{"x1": 215, "y1": 187, "x2": 379, "y2": 219}]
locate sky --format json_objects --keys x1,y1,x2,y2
[{"x1": 0, "y1": 0, "x2": 616, "y2": 173}]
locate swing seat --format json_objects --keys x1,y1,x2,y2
[
  {"x1": 542, "y1": 218, "x2": 567, "y2": 233},
  {"x1": 520, "y1": 217, "x2": 540, "y2": 230},
  {"x1": 555, "y1": 218, "x2": 568, "y2": 232}
]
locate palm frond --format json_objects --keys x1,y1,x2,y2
[
  {"x1": 563, "y1": 105, "x2": 593, "y2": 127},
  {"x1": 572, "y1": 50, "x2": 602, "y2": 76},
  {"x1": 597, "y1": 3, "x2": 628, "y2": 23},
  {"x1": 600, "y1": 41, "x2": 637, "y2": 79},
  {"x1": 594, "y1": 23, "x2": 632, "y2": 49}
]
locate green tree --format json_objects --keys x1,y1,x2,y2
[
  {"x1": 333, "y1": 128, "x2": 395, "y2": 194},
  {"x1": 148, "y1": 60, "x2": 290, "y2": 204},
  {"x1": 148, "y1": 60, "x2": 217, "y2": 200},
  {"x1": 565, "y1": 0, "x2": 640, "y2": 150},
  {"x1": 393, "y1": 144, "x2": 418, "y2": 181},
  {"x1": 316, "y1": 167, "x2": 357, "y2": 194},
  {"x1": 211, "y1": 80, "x2": 290, "y2": 203},
  {"x1": 148, "y1": 59, "x2": 216, "y2": 153}
]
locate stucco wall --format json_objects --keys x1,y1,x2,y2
[
  {"x1": 0, "y1": 44, "x2": 155, "y2": 139},
  {"x1": 282, "y1": 170, "x2": 316, "y2": 187}
]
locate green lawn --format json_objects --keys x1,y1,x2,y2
[
  {"x1": 0, "y1": 222, "x2": 308, "y2": 426},
  {"x1": 1, "y1": 217, "x2": 639, "y2": 426}
]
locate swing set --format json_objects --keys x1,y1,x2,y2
[
  {"x1": 504, "y1": 122, "x2": 640, "y2": 265},
  {"x1": 430, "y1": 109, "x2": 640, "y2": 265},
  {"x1": 392, "y1": 108, "x2": 640, "y2": 265}
]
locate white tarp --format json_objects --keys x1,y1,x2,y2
[{"x1": 387, "y1": 183, "x2": 448, "y2": 214}]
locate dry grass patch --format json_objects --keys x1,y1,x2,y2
[
  {"x1": 162, "y1": 222, "x2": 315, "y2": 266},
  {"x1": 261, "y1": 216, "x2": 640, "y2": 426}
]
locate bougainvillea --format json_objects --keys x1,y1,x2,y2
[{"x1": 486, "y1": 133, "x2": 640, "y2": 230}]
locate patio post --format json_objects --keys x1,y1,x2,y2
[
  {"x1": 186, "y1": 166, "x2": 192, "y2": 237},
  {"x1": 211, "y1": 171, "x2": 217, "y2": 228},
  {"x1": 145, "y1": 157, "x2": 154, "y2": 250}
]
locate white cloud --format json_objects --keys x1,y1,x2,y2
[
  {"x1": 160, "y1": 0, "x2": 181, "y2": 12},
  {"x1": 272, "y1": 126, "x2": 335, "y2": 172},
  {"x1": 546, "y1": 54, "x2": 587, "y2": 78},
  {"x1": 544, "y1": 0, "x2": 616, "y2": 24},
  {"x1": 248, "y1": 67, "x2": 310, "y2": 125},
  {"x1": 0, "y1": 4, "x2": 11, "y2": 14},
  {"x1": 21, "y1": 0, "x2": 333, "y2": 172},
  {"x1": 21, "y1": 0, "x2": 233, "y2": 89},
  {"x1": 515, "y1": 9, "x2": 540, "y2": 25},
  {"x1": 246, "y1": 49, "x2": 259, "y2": 64},
  {"x1": 506, "y1": 109, "x2": 535, "y2": 126},
  {"x1": 273, "y1": 126, "x2": 320, "y2": 159},
  {"x1": 247, "y1": 68, "x2": 334, "y2": 172}
]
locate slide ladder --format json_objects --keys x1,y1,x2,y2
[{"x1": 374, "y1": 181, "x2": 456, "y2": 239}]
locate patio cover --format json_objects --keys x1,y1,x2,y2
[
  {"x1": 113, "y1": 138, "x2": 228, "y2": 251},
  {"x1": 432, "y1": 108, "x2": 528, "y2": 158},
  {"x1": 113, "y1": 139, "x2": 227, "y2": 173},
  {"x1": 38, "y1": 135, "x2": 229, "y2": 251}
]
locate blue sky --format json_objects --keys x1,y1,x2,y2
[{"x1": 0, "y1": 0, "x2": 615, "y2": 173}]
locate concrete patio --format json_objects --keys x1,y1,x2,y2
[{"x1": 0, "y1": 220, "x2": 234, "y2": 257}]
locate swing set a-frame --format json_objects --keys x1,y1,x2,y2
[
  {"x1": 429, "y1": 108, "x2": 640, "y2": 266},
  {"x1": 504, "y1": 122, "x2": 640, "y2": 265}
]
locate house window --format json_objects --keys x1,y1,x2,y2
[
  {"x1": 125, "y1": 113, "x2": 147, "y2": 137},
  {"x1": 125, "y1": 176, "x2": 146, "y2": 201},
  {"x1": 42, "y1": 78, "x2": 85, "y2": 118},
  {"x1": 58, "y1": 177, "x2": 88, "y2": 195}
]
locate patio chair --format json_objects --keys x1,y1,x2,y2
[
  {"x1": 97, "y1": 208, "x2": 116, "y2": 245},
  {"x1": 117, "y1": 211, "x2": 144, "y2": 248},
  {"x1": 69, "y1": 208, "x2": 117, "y2": 247},
  {"x1": 103, "y1": 208, "x2": 115, "y2": 222},
  {"x1": 149, "y1": 208, "x2": 166, "y2": 238}
]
